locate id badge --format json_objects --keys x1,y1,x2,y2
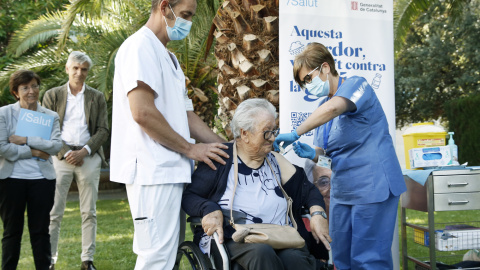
[{"x1": 317, "y1": 155, "x2": 332, "y2": 169}]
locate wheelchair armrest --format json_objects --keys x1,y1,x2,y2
[
  {"x1": 184, "y1": 217, "x2": 231, "y2": 269},
  {"x1": 301, "y1": 207, "x2": 311, "y2": 219},
  {"x1": 187, "y1": 216, "x2": 202, "y2": 226}
]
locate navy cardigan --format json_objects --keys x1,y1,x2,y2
[{"x1": 181, "y1": 143, "x2": 328, "y2": 258}]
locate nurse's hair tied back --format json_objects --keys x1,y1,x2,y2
[{"x1": 293, "y1": 42, "x2": 338, "y2": 87}]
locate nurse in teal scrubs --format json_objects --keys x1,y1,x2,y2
[{"x1": 274, "y1": 42, "x2": 406, "y2": 270}]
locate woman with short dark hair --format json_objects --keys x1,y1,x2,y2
[{"x1": 0, "y1": 70, "x2": 62, "y2": 270}]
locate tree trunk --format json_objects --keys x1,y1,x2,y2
[{"x1": 214, "y1": 0, "x2": 279, "y2": 139}]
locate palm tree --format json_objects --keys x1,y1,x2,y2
[
  {"x1": 167, "y1": 0, "x2": 220, "y2": 127},
  {"x1": 0, "y1": 0, "x2": 70, "y2": 106},
  {"x1": 209, "y1": 0, "x2": 280, "y2": 139},
  {"x1": 0, "y1": 0, "x2": 220, "y2": 127},
  {"x1": 0, "y1": 1, "x2": 144, "y2": 96},
  {"x1": 394, "y1": 0, "x2": 471, "y2": 51}
]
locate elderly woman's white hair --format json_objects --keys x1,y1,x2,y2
[
  {"x1": 66, "y1": 51, "x2": 93, "y2": 70},
  {"x1": 231, "y1": 98, "x2": 277, "y2": 139}
]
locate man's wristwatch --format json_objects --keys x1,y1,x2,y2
[{"x1": 311, "y1": 211, "x2": 327, "y2": 219}]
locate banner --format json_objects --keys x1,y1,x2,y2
[
  {"x1": 279, "y1": 2, "x2": 399, "y2": 268},
  {"x1": 279, "y1": 0, "x2": 395, "y2": 167}
]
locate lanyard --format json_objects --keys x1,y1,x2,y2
[
  {"x1": 322, "y1": 77, "x2": 343, "y2": 153},
  {"x1": 323, "y1": 119, "x2": 333, "y2": 152}
]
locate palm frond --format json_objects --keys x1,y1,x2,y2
[
  {"x1": 394, "y1": 0, "x2": 434, "y2": 51},
  {"x1": 168, "y1": 0, "x2": 219, "y2": 87},
  {"x1": 204, "y1": 0, "x2": 221, "y2": 13},
  {"x1": 58, "y1": 0, "x2": 120, "y2": 52},
  {"x1": 58, "y1": 0, "x2": 90, "y2": 52},
  {"x1": 7, "y1": 11, "x2": 64, "y2": 56},
  {"x1": 88, "y1": 29, "x2": 133, "y2": 99},
  {"x1": 394, "y1": 0, "x2": 472, "y2": 52},
  {"x1": 0, "y1": 47, "x2": 67, "y2": 92},
  {"x1": 121, "y1": 0, "x2": 150, "y2": 27},
  {"x1": 447, "y1": 0, "x2": 472, "y2": 19}
]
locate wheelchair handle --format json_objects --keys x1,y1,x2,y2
[{"x1": 213, "y1": 232, "x2": 230, "y2": 270}]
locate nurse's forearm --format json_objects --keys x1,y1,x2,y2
[
  {"x1": 187, "y1": 111, "x2": 226, "y2": 144},
  {"x1": 296, "y1": 97, "x2": 349, "y2": 136},
  {"x1": 128, "y1": 83, "x2": 192, "y2": 155}
]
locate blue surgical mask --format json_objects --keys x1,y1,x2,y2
[
  {"x1": 164, "y1": 4, "x2": 192, "y2": 41},
  {"x1": 306, "y1": 73, "x2": 329, "y2": 97}
]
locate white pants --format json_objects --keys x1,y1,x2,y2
[
  {"x1": 126, "y1": 183, "x2": 184, "y2": 270},
  {"x1": 49, "y1": 154, "x2": 101, "y2": 263}
]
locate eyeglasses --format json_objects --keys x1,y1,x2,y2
[
  {"x1": 314, "y1": 176, "x2": 330, "y2": 188},
  {"x1": 300, "y1": 66, "x2": 319, "y2": 87},
  {"x1": 263, "y1": 128, "x2": 280, "y2": 140},
  {"x1": 19, "y1": 85, "x2": 40, "y2": 91}
]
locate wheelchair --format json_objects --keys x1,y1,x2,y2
[
  {"x1": 173, "y1": 211, "x2": 333, "y2": 270},
  {"x1": 174, "y1": 216, "x2": 229, "y2": 270}
]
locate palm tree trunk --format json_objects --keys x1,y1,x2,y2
[{"x1": 214, "y1": 0, "x2": 279, "y2": 139}]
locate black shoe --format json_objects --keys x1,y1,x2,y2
[
  {"x1": 81, "y1": 261, "x2": 97, "y2": 270},
  {"x1": 49, "y1": 264, "x2": 55, "y2": 270}
]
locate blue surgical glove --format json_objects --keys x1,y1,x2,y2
[
  {"x1": 273, "y1": 130, "x2": 300, "y2": 152},
  {"x1": 293, "y1": 142, "x2": 316, "y2": 160}
]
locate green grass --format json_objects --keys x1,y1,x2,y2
[
  {"x1": 0, "y1": 199, "x2": 193, "y2": 270},
  {"x1": 1, "y1": 199, "x2": 478, "y2": 269}
]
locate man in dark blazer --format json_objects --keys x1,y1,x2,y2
[{"x1": 43, "y1": 51, "x2": 109, "y2": 270}]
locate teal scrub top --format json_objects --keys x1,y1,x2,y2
[{"x1": 313, "y1": 76, "x2": 406, "y2": 204}]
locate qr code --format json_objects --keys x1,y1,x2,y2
[{"x1": 290, "y1": 112, "x2": 313, "y2": 136}]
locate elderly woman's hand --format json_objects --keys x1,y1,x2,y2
[{"x1": 202, "y1": 210, "x2": 224, "y2": 244}]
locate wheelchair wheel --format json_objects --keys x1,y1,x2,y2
[{"x1": 174, "y1": 241, "x2": 212, "y2": 270}]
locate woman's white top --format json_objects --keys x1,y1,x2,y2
[
  {"x1": 10, "y1": 159, "x2": 43, "y2": 179},
  {"x1": 219, "y1": 153, "x2": 288, "y2": 225}
]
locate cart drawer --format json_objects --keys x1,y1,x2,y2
[
  {"x1": 434, "y1": 192, "x2": 480, "y2": 211},
  {"x1": 433, "y1": 174, "x2": 480, "y2": 193}
]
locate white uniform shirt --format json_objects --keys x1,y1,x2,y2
[
  {"x1": 111, "y1": 26, "x2": 194, "y2": 185},
  {"x1": 62, "y1": 83, "x2": 92, "y2": 155}
]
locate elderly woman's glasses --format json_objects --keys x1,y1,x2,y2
[
  {"x1": 300, "y1": 66, "x2": 319, "y2": 86},
  {"x1": 19, "y1": 85, "x2": 40, "y2": 91},
  {"x1": 314, "y1": 176, "x2": 330, "y2": 188},
  {"x1": 263, "y1": 128, "x2": 280, "y2": 140}
]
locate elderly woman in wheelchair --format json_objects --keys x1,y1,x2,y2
[{"x1": 182, "y1": 98, "x2": 331, "y2": 270}]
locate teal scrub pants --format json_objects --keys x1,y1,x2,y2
[{"x1": 330, "y1": 193, "x2": 399, "y2": 270}]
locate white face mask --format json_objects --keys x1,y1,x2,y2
[
  {"x1": 306, "y1": 73, "x2": 330, "y2": 97},
  {"x1": 164, "y1": 4, "x2": 192, "y2": 41}
]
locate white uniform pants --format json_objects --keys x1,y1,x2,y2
[
  {"x1": 49, "y1": 154, "x2": 101, "y2": 263},
  {"x1": 126, "y1": 183, "x2": 184, "y2": 270}
]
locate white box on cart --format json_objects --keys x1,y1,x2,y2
[
  {"x1": 409, "y1": 146, "x2": 452, "y2": 169},
  {"x1": 435, "y1": 229, "x2": 480, "y2": 251}
]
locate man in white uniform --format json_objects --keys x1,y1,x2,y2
[{"x1": 111, "y1": 0, "x2": 228, "y2": 269}]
